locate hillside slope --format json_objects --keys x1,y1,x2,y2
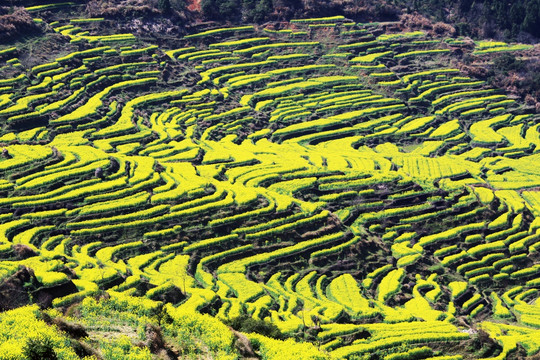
[{"x1": 0, "y1": 4, "x2": 540, "y2": 360}]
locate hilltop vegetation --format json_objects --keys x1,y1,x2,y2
[
  {"x1": 195, "y1": 0, "x2": 540, "y2": 40},
  {"x1": 0, "y1": 2, "x2": 540, "y2": 360}
]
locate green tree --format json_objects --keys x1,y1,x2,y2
[
  {"x1": 170, "y1": 0, "x2": 186, "y2": 11},
  {"x1": 201, "y1": 0, "x2": 219, "y2": 19},
  {"x1": 254, "y1": 0, "x2": 272, "y2": 22},
  {"x1": 523, "y1": 1, "x2": 540, "y2": 36},
  {"x1": 218, "y1": 0, "x2": 241, "y2": 20},
  {"x1": 493, "y1": 53, "x2": 522, "y2": 73},
  {"x1": 158, "y1": 0, "x2": 171, "y2": 12}
]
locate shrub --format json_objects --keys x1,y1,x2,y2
[
  {"x1": 492, "y1": 53, "x2": 523, "y2": 72},
  {"x1": 23, "y1": 337, "x2": 57, "y2": 360},
  {"x1": 225, "y1": 316, "x2": 283, "y2": 339}
]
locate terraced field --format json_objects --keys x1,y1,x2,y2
[{"x1": 1, "y1": 8, "x2": 540, "y2": 360}]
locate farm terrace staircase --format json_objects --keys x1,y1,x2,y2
[{"x1": 0, "y1": 10, "x2": 539, "y2": 359}]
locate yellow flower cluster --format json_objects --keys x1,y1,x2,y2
[{"x1": 0, "y1": 305, "x2": 80, "y2": 360}]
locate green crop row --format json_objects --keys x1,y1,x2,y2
[
  {"x1": 0, "y1": 47, "x2": 17, "y2": 57},
  {"x1": 52, "y1": 279, "x2": 99, "y2": 307},
  {"x1": 107, "y1": 290, "x2": 162, "y2": 316},
  {"x1": 395, "y1": 49, "x2": 450, "y2": 59},
  {"x1": 6, "y1": 111, "x2": 42, "y2": 124},
  {"x1": 94, "y1": 61, "x2": 156, "y2": 75},
  {"x1": 95, "y1": 240, "x2": 143, "y2": 263},
  {"x1": 146, "y1": 282, "x2": 177, "y2": 300},
  {"x1": 52, "y1": 77, "x2": 157, "y2": 124},
  {"x1": 308, "y1": 23, "x2": 338, "y2": 28},
  {"x1": 144, "y1": 225, "x2": 182, "y2": 240},
  {"x1": 319, "y1": 176, "x2": 394, "y2": 193},
  {"x1": 26, "y1": 2, "x2": 75, "y2": 12},
  {"x1": 0, "y1": 91, "x2": 54, "y2": 117},
  {"x1": 377, "y1": 268, "x2": 405, "y2": 303},
  {"x1": 26, "y1": 76, "x2": 52, "y2": 92},
  {"x1": 462, "y1": 293, "x2": 482, "y2": 311},
  {"x1": 473, "y1": 44, "x2": 533, "y2": 55},
  {"x1": 402, "y1": 69, "x2": 459, "y2": 83},
  {"x1": 56, "y1": 46, "x2": 110, "y2": 62},
  {"x1": 300, "y1": 90, "x2": 371, "y2": 107},
  {"x1": 120, "y1": 45, "x2": 158, "y2": 57},
  {"x1": 203, "y1": 106, "x2": 251, "y2": 123},
  {"x1": 510, "y1": 265, "x2": 540, "y2": 279},
  {"x1": 208, "y1": 201, "x2": 275, "y2": 227},
  {"x1": 93, "y1": 89, "x2": 187, "y2": 137},
  {"x1": 198, "y1": 245, "x2": 254, "y2": 274},
  {"x1": 36, "y1": 66, "x2": 67, "y2": 80},
  {"x1": 469, "y1": 303, "x2": 485, "y2": 316},
  {"x1": 377, "y1": 31, "x2": 425, "y2": 41},
  {"x1": 315, "y1": 95, "x2": 397, "y2": 114},
  {"x1": 18, "y1": 158, "x2": 109, "y2": 191},
  {"x1": 469, "y1": 114, "x2": 511, "y2": 145},
  {"x1": 188, "y1": 51, "x2": 233, "y2": 62},
  {"x1": 242, "y1": 74, "x2": 358, "y2": 105},
  {"x1": 291, "y1": 16, "x2": 345, "y2": 23},
  {"x1": 384, "y1": 346, "x2": 433, "y2": 360},
  {"x1": 272, "y1": 104, "x2": 404, "y2": 139},
  {"x1": 310, "y1": 236, "x2": 360, "y2": 259},
  {"x1": 350, "y1": 51, "x2": 392, "y2": 63},
  {"x1": 198, "y1": 60, "x2": 276, "y2": 84},
  {"x1": 337, "y1": 40, "x2": 378, "y2": 50},
  {"x1": 464, "y1": 266, "x2": 494, "y2": 278},
  {"x1": 177, "y1": 49, "x2": 220, "y2": 60},
  {"x1": 332, "y1": 332, "x2": 468, "y2": 358},
  {"x1": 485, "y1": 223, "x2": 521, "y2": 244},
  {"x1": 70, "y1": 17, "x2": 104, "y2": 23},
  {"x1": 184, "y1": 26, "x2": 254, "y2": 39},
  {"x1": 184, "y1": 234, "x2": 240, "y2": 252},
  {"x1": 218, "y1": 273, "x2": 264, "y2": 302},
  {"x1": 68, "y1": 205, "x2": 169, "y2": 230},
  {"x1": 169, "y1": 188, "x2": 224, "y2": 212},
  {"x1": 81, "y1": 34, "x2": 136, "y2": 44},
  {"x1": 232, "y1": 41, "x2": 319, "y2": 55},
  {"x1": 232, "y1": 211, "x2": 308, "y2": 235},
  {"x1": 73, "y1": 205, "x2": 178, "y2": 238},
  {"x1": 150, "y1": 183, "x2": 188, "y2": 204},
  {"x1": 165, "y1": 46, "x2": 196, "y2": 59},
  {"x1": 245, "y1": 210, "x2": 329, "y2": 240},
  {"x1": 440, "y1": 251, "x2": 470, "y2": 266},
  {"x1": 436, "y1": 95, "x2": 507, "y2": 115},
  {"x1": 209, "y1": 37, "x2": 270, "y2": 48},
  {"x1": 51, "y1": 64, "x2": 87, "y2": 83},
  {"x1": 466, "y1": 240, "x2": 506, "y2": 257},
  {"x1": 411, "y1": 81, "x2": 484, "y2": 102},
  {"x1": 508, "y1": 231, "x2": 540, "y2": 253},
  {"x1": 490, "y1": 292, "x2": 512, "y2": 318},
  {"x1": 36, "y1": 87, "x2": 85, "y2": 115},
  {"x1": 432, "y1": 89, "x2": 497, "y2": 107},
  {"x1": 361, "y1": 203, "x2": 433, "y2": 223},
  {"x1": 164, "y1": 192, "x2": 236, "y2": 221},
  {"x1": 15, "y1": 175, "x2": 127, "y2": 208},
  {"x1": 218, "y1": 231, "x2": 345, "y2": 273},
  {"x1": 456, "y1": 253, "x2": 505, "y2": 274},
  {"x1": 31, "y1": 61, "x2": 60, "y2": 75},
  {"x1": 325, "y1": 273, "x2": 378, "y2": 318},
  {"x1": 417, "y1": 222, "x2": 485, "y2": 248},
  {"x1": 0, "y1": 219, "x2": 29, "y2": 245}
]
